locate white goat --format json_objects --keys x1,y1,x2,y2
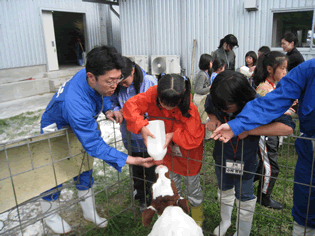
[{"x1": 142, "y1": 165, "x2": 203, "y2": 236}]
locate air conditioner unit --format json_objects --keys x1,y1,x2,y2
[
  {"x1": 125, "y1": 55, "x2": 149, "y2": 73},
  {"x1": 151, "y1": 55, "x2": 181, "y2": 75},
  {"x1": 244, "y1": 0, "x2": 258, "y2": 11}
]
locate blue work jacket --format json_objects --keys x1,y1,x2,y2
[{"x1": 41, "y1": 69, "x2": 128, "y2": 172}]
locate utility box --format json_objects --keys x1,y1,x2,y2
[
  {"x1": 151, "y1": 55, "x2": 181, "y2": 75},
  {"x1": 125, "y1": 55, "x2": 149, "y2": 73},
  {"x1": 244, "y1": 0, "x2": 258, "y2": 11}
]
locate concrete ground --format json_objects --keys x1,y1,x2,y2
[{"x1": 0, "y1": 93, "x2": 55, "y2": 119}]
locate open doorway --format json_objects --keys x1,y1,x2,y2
[{"x1": 52, "y1": 11, "x2": 86, "y2": 68}]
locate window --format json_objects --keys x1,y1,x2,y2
[{"x1": 272, "y1": 11, "x2": 314, "y2": 48}]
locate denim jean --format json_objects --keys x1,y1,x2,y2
[{"x1": 215, "y1": 165, "x2": 256, "y2": 201}]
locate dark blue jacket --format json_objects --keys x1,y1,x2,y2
[
  {"x1": 226, "y1": 59, "x2": 315, "y2": 228},
  {"x1": 205, "y1": 94, "x2": 295, "y2": 180}
]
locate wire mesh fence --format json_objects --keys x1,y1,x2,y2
[
  {"x1": 0, "y1": 116, "x2": 135, "y2": 235},
  {"x1": 0, "y1": 116, "x2": 314, "y2": 235}
]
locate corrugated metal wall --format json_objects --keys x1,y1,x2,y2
[
  {"x1": 102, "y1": 4, "x2": 121, "y2": 53},
  {"x1": 120, "y1": 0, "x2": 315, "y2": 78},
  {"x1": 0, "y1": 0, "x2": 103, "y2": 70}
]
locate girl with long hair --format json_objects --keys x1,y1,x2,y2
[{"x1": 205, "y1": 70, "x2": 294, "y2": 235}]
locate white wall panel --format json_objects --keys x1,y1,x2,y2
[
  {"x1": 120, "y1": 0, "x2": 315, "y2": 78},
  {"x1": 0, "y1": 0, "x2": 103, "y2": 70}
]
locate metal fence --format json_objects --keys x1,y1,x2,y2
[
  {"x1": 0, "y1": 117, "x2": 134, "y2": 235},
  {"x1": 0, "y1": 116, "x2": 314, "y2": 235}
]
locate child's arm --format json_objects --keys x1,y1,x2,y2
[
  {"x1": 239, "y1": 114, "x2": 295, "y2": 139},
  {"x1": 123, "y1": 86, "x2": 157, "y2": 134},
  {"x1": 110, "y1": 92, "x2": 120, "y2": 111}
]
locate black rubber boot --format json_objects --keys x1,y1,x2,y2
[
  {"x1": 257, "y1": 176, "x2": 283, "y2": 210},
  {"x1": 257, "y1": 193, "x2": 283, "y2": 210}
]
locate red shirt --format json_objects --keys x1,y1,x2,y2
[{"x1": 123, "y1": 86, "x2": 205, "y2": 176}]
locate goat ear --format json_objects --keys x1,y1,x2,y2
[
  {"x1": 142, "y1": 208, "x2": 156, "y2": 226},
  {"x1": 178, "y1": 199, "x2": 190, "y2": 214}
]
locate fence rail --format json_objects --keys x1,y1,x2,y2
[{"x1": 0, "y1": 117, "x2": 314, "y2": 235}]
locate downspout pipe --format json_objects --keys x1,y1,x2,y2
[{"x1": 110, "y1": 4, "x2": 119, "y2": 18}]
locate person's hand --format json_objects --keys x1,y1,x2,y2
[
  {"x1": 284, "y1": 106, "x2": 296, "y2": 116},
  {"x1": 284, "y1": 99, "x2": 298, "y2": 116},
  {"x1": 205, "y1": 117, "x2": 221, "y2": 131},
  {"x1": 289, "y1": 107, "x2": 296, "y2": 113},
  {"x1": 210, "y1": 123, "x2": 235, "y2": 143},
  {"x1": 163, "y1": 132, "x2": 174, "y2": 149},
  {"x1": 105, "y1": 110, "x2": 123, "y2": 124},
  {"x1": 136, "y1": 156, "x2": 155, "y2": 168},
  {"x1": 141, "y1": 126, "x2": 155, "y2": 146},
  {"x1": 126, "y1": 155, "x2": 155, "y2": 168},
  {"x1": 238, "y1": 131, "x2": 249, "y2": 139}
]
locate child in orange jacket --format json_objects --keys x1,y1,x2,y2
[{"x1": 123, "y1": 74, "x2": 205, "y2": 226}]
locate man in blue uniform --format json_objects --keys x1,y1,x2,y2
[
  {"x1": 40, "y1": 46, "x2": 154, "y2": 234},
  {"x1": 211, "y1": 59, "x2": 315, "y2": 235}
]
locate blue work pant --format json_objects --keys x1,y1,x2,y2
[{"x1": 41, "y1": 170, "x2": 94, "y2": 201}]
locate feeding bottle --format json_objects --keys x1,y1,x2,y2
[
  {"x1": 239, "y1": 65, "x2": 253, "y2": 78},
  {"x1": 146, "y1": 120, "x2": 167, "y2": 165}
]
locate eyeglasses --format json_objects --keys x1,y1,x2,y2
[{"x1": 105, "y1": 75, "x2": 125, "y2": 86}]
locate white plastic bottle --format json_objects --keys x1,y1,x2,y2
[
  {"x1": 146, "y1": 120, "x2": 167, "y2": 163},
  {"x1": 239, "y1": 65, "x2": 253, "y2": 78}
]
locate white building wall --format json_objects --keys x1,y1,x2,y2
[
  {"x1": 0, "y1": 0, "x2": 103, "y2": 70},
  {"x1": 120, "y1": 0, "x2": 315, "y2": 78},
  {"x1": 102, "y1": 4, "x2": 121, "y2": 53}
]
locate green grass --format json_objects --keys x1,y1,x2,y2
[
  {"x1": 200, "y1": 136, "x2": 297, "y2": 236},
  {"x1": 81, "y1": 167, "x2": 157, "y2": 236},
  {"x1": 86, "y1": 131, "x2": 299, "y2": 236},
  {"x1": 1, "y1": 110, "x2": 300, "y2": 235}
]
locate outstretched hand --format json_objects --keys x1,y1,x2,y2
[
  {"x1": 141, "y1": 126, "x2": 156, "y2": 146},
  {"x1": 137, "y1": 157, "x2": 155, "y2": 168},
  {"x1": 127, "y1": 156, "x2": 155, "y2": 168},
  {"x1": 210, "y1": 123, "x2": 235, "y2": 143}
]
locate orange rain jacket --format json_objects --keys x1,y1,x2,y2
[{"x1": 123, "y1": 85, "x2": 205, "y2": 176}]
